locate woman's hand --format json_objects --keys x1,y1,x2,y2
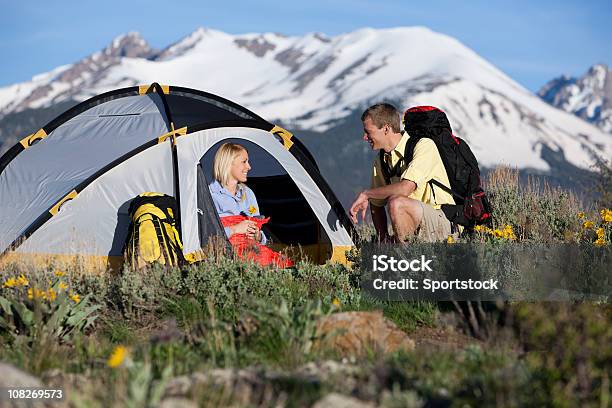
[
  {"x1": 231, "y1": 220, "x2": 257, "y2": 236},
  {"x1": 246, "y1": 224, "x2": 261, "y2": 241}
]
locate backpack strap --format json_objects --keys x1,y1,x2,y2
[
  {"x1": 378, "y1": 149, "x2": 412, "y2": 185},
  {"x1": 403, "y1": 132, "x2": 465, "y2": 203},
  {"x1": 378, "y1": 150, "x2": 392, "y2": 185},
  {"x1": 378, "y1": 134, "x2": 422, "y2": 185},
  {"x1": 428, "y1": 179, "x2": 464, "y2": 201}
]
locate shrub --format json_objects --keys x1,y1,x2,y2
[
  {"x1": 514, "y1": 302, "x2": 612, "y2": 407},
  {"x1": 242, "y1": 299, "x2": 327, "y2": 368},
  {"x1": 0, "y1": 271, "x2": 99, "y2": 343},
  {"x1": 485, "y1": 167, "x2": 581, "y2": 242}
]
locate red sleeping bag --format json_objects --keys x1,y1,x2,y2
[{"x1": 220, "y1": 215, "x2": 294, "y2": 268}]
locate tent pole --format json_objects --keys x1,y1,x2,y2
[{"x1": 149, "y1": 83, "x2": 183, "y2": 239}]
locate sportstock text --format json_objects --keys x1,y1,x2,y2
[{"x1": 371, "y1": 255, "x2": 500, "y2": 293}]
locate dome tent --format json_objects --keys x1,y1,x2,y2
[{"x1": 0, "y1": 83, "x2": 355, "y2": 271}]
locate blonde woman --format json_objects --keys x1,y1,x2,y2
[{"x1": 209, "y1": 143, "x2": 266, "y2": 244}]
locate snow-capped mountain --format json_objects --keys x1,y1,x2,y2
[
  {"x1": 538, "y1": 64, "x2": 612, "y2": 134},
  {"x1": 0, "y1": 32, "x2": 156, "y2": 114},
  {"x1": 0, "y1": 27, "x2": 610, "y2": 173}
]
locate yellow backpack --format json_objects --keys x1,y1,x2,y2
[{"x1": 123, "y1": 192, "x2": 186, "y2": 269}]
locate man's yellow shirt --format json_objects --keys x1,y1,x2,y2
[{"x1": 370, "y1": 132, "x2": 456, "y2": 209}]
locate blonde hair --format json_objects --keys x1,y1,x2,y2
[{"x1": 213, "y1": 143, "x2": 248, "y2": 187}]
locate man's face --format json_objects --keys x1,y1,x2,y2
[{"x1": 362, "y1": 117, "x2": 388, "y2": 150}]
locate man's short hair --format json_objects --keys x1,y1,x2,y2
[{"x1": 361, "y1": 103, "x2": 401, "y2": 133}]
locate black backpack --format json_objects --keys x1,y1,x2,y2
[{"x1": 379, "y1": 106, "x2": 492, "y2": 229}]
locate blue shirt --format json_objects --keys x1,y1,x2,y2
[{"x1": 209, "y1": 180, "x2": 267, "y2": 244}]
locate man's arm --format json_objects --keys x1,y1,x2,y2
[
  {"x1": 349, "y1": 180, "x2": 417, "y2": 224},
  {"x1": 365, "y1": 179, "x2": 416, "y2": 201}
]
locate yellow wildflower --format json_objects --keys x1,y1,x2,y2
[
  {"x1": 502, "y1": 225, "x2": 516, "y2": 240},
  {"x1": 447, "y1": 235, "x2": 455, "y2": 244},
  {"x1": 577, "y1": 211, "x2": 585, "y2": 219},
  {"x1": 107, "y1": 345, "x2": 129, "y2": 368},
  {"x1": 582, "y1": 221, "x2": 594, "y2": 230},
  {"x1": 59, "y1": 282, "x2": 68, "y2": 290},
  {"x1": 16, "y1": 275, "x2": 29, "y2": 287},
  {"x1": 3, "y1": 277, "x2": 18, "y2": 288},
  {"x1": 69, "y1": 292, "x2": 81, "y2": 304},
  {"x1": 476, "y1": 225, "x2": 494, "y2": 235},
  {"x1": 594, "y1": 238, "x2": 606, "y2": 247},
  {"x1": 493, "y1": 229, "x2": 503, "y2": 238},
  {"x1": 248, "y1": 205, "x2": 257, "y2": 215},
  {"x1": 54, "y1": 270, "x2": 65, "y2": 277},
  {"x1": 601, "y1": 209, "x2": 612, "y2": 223},
  {"x1": 331, "y1": 298, "x2": 341, "y2": 308},
  {"x1": 596, "y1": 227, "x2": 605, "y2": 239},
  {"x1": 27, "y1": 287, "x2": 46, "y2": 300},
  {"x1": 46, "y1": 288, "x2": 57, "y2": 301}
]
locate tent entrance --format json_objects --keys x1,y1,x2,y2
[{"x1": 198, "y1": 140, "x2": 332, "y2": 264}]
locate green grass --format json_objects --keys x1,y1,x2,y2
[{"x1": 101, "y1": 318, "x2": 138, "y2": 345}]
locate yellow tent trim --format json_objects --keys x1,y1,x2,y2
[
  {"x1": 0, "y1": 252, "x2": 123, "y2": 275},
  {"x1": 270, "y1": 125, "x2": 294, "y2": 150},
  {"x1": 184, "y1": 243, "x2": 354, "y2": 266},
  {"x1": 330, "y1": 245, "x2": 353, "y2": 266},
  {"x1": 19, "y1": 129, "x2": 48, "y2": 149},
  {"x1": 138, "y1": 84, "x2": 170, "y2": 95},
  {"x1": 49, "y1": 190, "x2": 78, "y2": 216},
  {"x1": 0, "y1": 244, "x2": 354, "y2": 275},
  {"x1": 158, "y1": 126, "x2": 187, "y2": 144}
]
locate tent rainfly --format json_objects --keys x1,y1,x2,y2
[{"x1": 0, "y1": 84, "x2": 355, "y2": 271}]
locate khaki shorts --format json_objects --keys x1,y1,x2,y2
[{"x1": 415, "y1": 202, "x2": 455, "y2": 242}]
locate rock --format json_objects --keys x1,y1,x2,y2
[
  {"x1": 159, "y1": 397, "x2": 199, "y2": 408},
  {"x1": 313, "y1": 393, "x2": 375, "y2": 408},
  {"x1": 0, "y1": 363, "x2": 43, "y2": 387},
  {"x1": 42, "y1": 368, "x2": 89, "y2": 389},
  {"x1": 315, "y1": 311, "x2": 415, "y2": 356},
  {"x1": 295, "y1": 360, "x2": 360, "y2": 384},
  {"x1": 163, "y1": 374, "x2": 196, "y2": 397},
  {"x1": 163, "y1": 369, "x2": 265, "y2": 406},
  {"x1": 163, "y1": 364, "x2": 360, "y2": 406},
  {"x1": 0, "y1": 364, "x2": 48, "y2": 408},
  {"x1": 162, "y1": 362, "x2": 374, "y2": 406}
]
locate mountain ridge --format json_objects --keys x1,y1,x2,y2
[
  {"x1": 0, "y1": 26, "x2": 610, "y2": 177},
  {"x1": 538, "y1": 63, "x2": 612, "y2": 134}
]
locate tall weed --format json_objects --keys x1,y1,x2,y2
[{"x1": 485, "y1": 167, "x2": 581, "y2": 242}]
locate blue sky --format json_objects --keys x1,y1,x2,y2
[{"x1": 1, "y1": 0, "x2": 610, "y2": 91}]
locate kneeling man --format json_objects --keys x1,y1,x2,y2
[{"x1": 349, "y1": 103, "x2": 456, "y2": 243}]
